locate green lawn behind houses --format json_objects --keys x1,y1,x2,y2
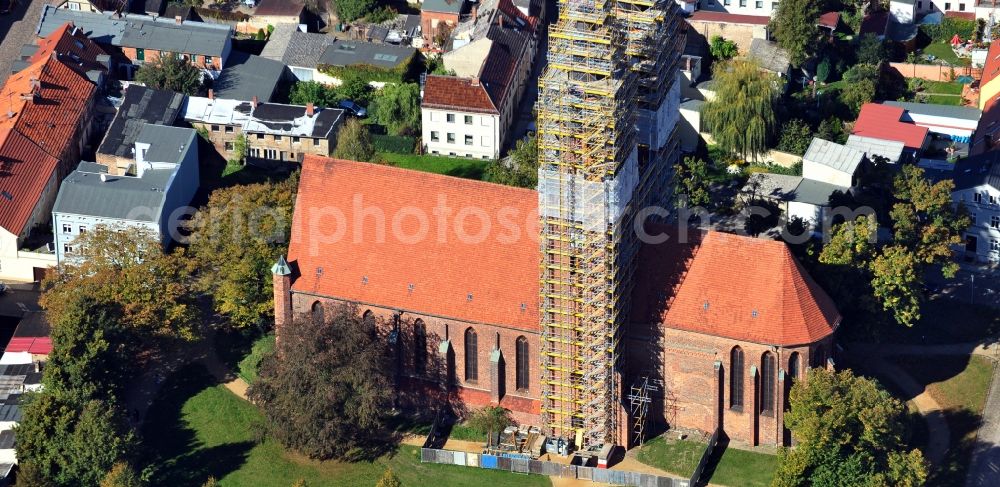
[
  {"x1": 380, "y1": 153, "x2": 490, "y2": 181},
  {"x1": 635, "y1": 434, "x2": 778, "y2": 487}
]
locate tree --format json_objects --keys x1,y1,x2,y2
[
  {"x1": 815, "y1": 58, "x2": 831, "y2": 83},
  {"x1": 857, "y1": 34, "x2": 888, "y2": 65},
  {"x1": 774, "y1": 368, "x2": 927, "y2": 487},
  {"x1": 486, "y1": 134, "x2": 538, "y2": 188},
  {"x1": 134, "y1": 53, "x2": 202, "y2": 95},
  {"x1": 333, "y1": 118, "x2": 378, "y2": 162},
  {"x1": 14, "y1": 463, "x2": 56, "y2": 487},
  {"x1": 15, "y1": 395, "x2": 138, "y2": 487},
  {"x1": 336, "y1": 74, "x2": 371, "y2": 104},
  {"x1": 100, "y1": 462, "x2": 143, "y2": 487},
  {"x1": 870, "y1": 245, "x2": 922, "y2": 326},
  {"x1": 247, "y1": 304, "x2": 395, "y2": 460},
  {"x1": 702, "y1": 60, "x2": 778, "y2": 162},
  {"x1": 465, "y1": 406, "x2": 515, "y2": 436},
  {"x1": 376, "y1": 469, "x2": 401, "y2": 487},
  {"x1": 709, "y1": 36, "x2": 738, "y2": 61},
  {"x1": 290, "y1": 81, "x2": 337, "y2": 108},
  {"x1": 889, "y1": 164, "x2": 969, "y2": 278},
  {"x1": 334, "y1": 0, "x2": 375, "y2": 22},
  {"x1": 187, "y1": 178, "x2": 297, "y2": 329},
  {"x1": 201, "y1": 478, "x2": 219, "y2": 487},
  {"x1": 776, "y1": 119, "x2": 813, "y2": 155},
  {"x1": 230, "y1": 133, "x2": 248, "y2": 165},
  {"x1": 771, "y1": 0, "x2": 822, "y2": 66},
  {"x1": 816, "y1": 117, "x2": 845, "y2": 144},
  {"x1": 370, "y1": 83, "x2": 421, "y2": 135},
  {"x1": 40, "y1": 227, "x2": 199, "y2": 340},
  {"x1": 672, "y1": 156, "x2": 711, "y2": 207},
  {"x1": 841, "y1": 77, "x2": 876, "y2": 115}
]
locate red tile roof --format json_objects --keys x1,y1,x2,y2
[
  {"x1": 288, "y1": 155, "x2": 540, "y2": 331},
  {"x1": 0, "y1": 55, "x2": 96, "y2": 165},
  {"x1": 422, "y1": 75, "x2": 498, "y2": 113},
  {"x1": 0, "y1": 128, "x2": 60, "y2": 237},
  {"x1": 5, "y1": 337, "x2": 53, "y2": 355},
  {"x1": 660, "y1": 232, "x2": 840, "y2": 346},
  {"x1": 982, "y1": 39, "x2": 1000, "y2": 88},
  {"x1": 30, "y1": 22, "x2": 110, "y2": 80},
  {"x1": 688, "y1": 11, "x2": 771, "y2": 26},
  {"x1": 945, "y1": 11, "x2": 976, "y2": 21},
  {"x1": 852, "y1": 103, "x2": 928, "y2": 150},
  {"x1": 818, "y1": 11, "x2": 840, "y2": 29}
]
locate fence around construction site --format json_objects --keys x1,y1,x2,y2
[{"x1": 420, "y1": 447, "x2": 690, "y2": 487}]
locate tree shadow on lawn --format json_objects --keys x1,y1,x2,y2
[
  {"x1": 444, "y1": 162, "x2": 486, "y2": 180},
  {"x1": 139, "y1": 364, "x2": 254, "y2": 486}
]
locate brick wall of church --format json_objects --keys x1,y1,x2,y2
[{"x1": 288, "y1": 291, "x2": 542, "y2": 426}]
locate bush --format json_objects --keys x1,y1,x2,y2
[
  {"x1": 465, "y1": 406, "x2": 514, "y2": 436},
  {"x1": 372, "y1": 134, "x2": 416, "y2": 154},
  {"x1": 920, "y1": 17, "x2": 977, "y2": 43},
  {"x1": 776, "y1": 119, "x2": 813, "y2": 155},
  {"x1": 367, "y1": 6, "x2": 397, "y2": 24},
  {"x1": 238, "y1": 334, "x2": 275, "y2": 384}
]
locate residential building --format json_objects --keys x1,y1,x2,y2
[
  {"x1": 274, "y1": 155, "x2": 840, "y2": 448},
  {"x1": 890, "y1": 0, "x2": 918, "y2": 23},
  {"x1": 57, "y1": 0, "x2": 120, "y2": 12},
  {"x1": 691, "y1": 0, "x2": 778, "y2": 18},
  {"x1": 250, "y1": 0, "x2": 306, "y2": 29},
  {"x1": 260, "y1": 25, "x2": 416, "y2": 87},
  {"x1": 852, "y1": 103, "x2": 930, "y2": 156},
  {"x1": 421, "y1": 0, "x2": 467, "y2": 49},
  {"x1": 96, "y1": 84, "x2": 185, "y2": 175},
  {"x1": 183, "y1": 95, "x2": 345, "y2": 165},
  {"x1": 213, "y1": 50, "x2": 288, "y2": 102},
  {"x1": 53, "y1": 124, "x2": 200, "y2": 262},
  {"x1": 883, "y1": 101, "x2": 980, "y2": 141},
  {"x1": 36, "y1": 5, "x2": 233, "y2": 78},
  {"x1": 952, "y1": 151, "x2": 1000, "y2": 263},
  {"x1": 0, "y1": 311, "x2": 49, "y2": 483},
  {"x1": 685, "y1": 11, "x2": 770, "y2": 55},
  {"x1": 14, "y1": 21, "x2": 114, "y2": 85},
  {"x1": 845, "y1": 134, "x2": 906, "y2": 164},
  {"x1": 981, "y1": 41, "x2": 1000, "y2": 111},
  {"x1": 747, "y1": 38, "x2": 791, "y2": 78},
  {"x1": 422, "y1": 0, "x2": 537, "y2": 159}
]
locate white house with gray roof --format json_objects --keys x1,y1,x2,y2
[
  {"x1": 51, "y1": 124, "x2": 200, "y2": 263},
  {"x1": 952, "y1": 151, "x2": 1000, "y2": 263},
  {"x1": 845, "y1": 134, "x2": 906, "y2": 164},
  {"x1": 802, "y1": 137, "x2": 867, "y2": 188}
]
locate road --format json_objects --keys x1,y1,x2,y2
[
  {"x1": 926, "y1": 264, "x2": 1000, "y2": 308},
  {"x1": 0, "y1": 0, "x2": 52, "y2": 86}
]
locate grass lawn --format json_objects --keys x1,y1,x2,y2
[
  {"x1": 893, "y1": 355, "x2": 994, "y2": 486},
  {"x1": 381, "y1": 152, "x2": 490, "y2": 181},
  {"x1": 635, "y1": 436, "x2": 704, "y2": 477},
  {"x1": 142, "y1": 365, "x2": 550, "y2": 487},
  {"x1": 908, "y1": 79, "x2": 965, "y2": 106},
  {"x1": 636, "y1": 435, "x2": 777, "y2": 487},
  {"x1": 922, "y1": 43, "x2": 963, "y2": 66}
]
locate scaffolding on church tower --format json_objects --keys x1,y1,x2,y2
[{"x1": 537, "y1": 0, "x2": 638, "y2": 450}]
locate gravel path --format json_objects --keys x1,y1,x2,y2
[{"x1": 0, "y1": 0, "x2": 53, "y2": 86}]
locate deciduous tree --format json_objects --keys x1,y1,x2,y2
[
  {"x1": 709, "y1": 36, "x2": 738, "y2": 61},
  {"x1": 890, "y1": 164, "x2": 969, "y2": 278},
  {"x1": 857, "y1": 34, "x2": 888, "y2": 66},
  {"x1": 702, "y1": 60, "x2": 778, "y2": 162},
  {"x1": 333, "y1": 118, "x2": 378, "y2": 162},
  {"x1": 134, "y1": 53, "x2": 202, "y2": 95},
  {"x1": 375, "y1": 469, "x2": 401, "y2": 487},
  {"x1": 247, "y1": 304, "x2": 395, "y2": 460},
  {"x1": 774, "y1": 368, "x2": 927, "y2": 487},
  {"x1": 100, "y1": 462, "x2": 143, "y2": 487},
  {"x1": 334, "y1": 0, "x2": 375, "y2": 22},
  {"x1": 486, "y1": 134, "x2": 538, "y2": 188},
  {"x1": 776, "y1": 119, "x2": 813, "y2": 155},
  {"x1": 290, "y1": 81, "x2": 337, "y2": 108},
  {"x1": 771, "y1": 0, "x2": 822, "y2": 66},
  {"x1": 672, "y1": 156, "x2": 711, "y2": 207},
  {"x1": 187, "y1": 178, "x2": 297, "y2": 329},
  {"x1": 370, "y1": 83, "x2": 421, "y2": 135}
]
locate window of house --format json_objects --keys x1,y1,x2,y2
[
  {"x1": 447, "y1": 133, "x2": 456, "y2": 143},
  {"x1": 464, "y1": 115, "x2": 473, "y2": 125},
  {"x1": 78, "y1": 226, "x2": 86, "y2": 234},
  {"x1": 772, "y1": 1, "x2": 778, "y2": 8},
  {"x1": 413, "y1": 320, "x2": 427, "y2": 375},
  {"x1": 62, "y1": 224, "x2": 72, "y2": 233},
  {"x1": 311, "y1": 301, "x2": 324, "y2": 324},
  {"x1": 972, "y1": 212, "x2": 977, "y2": 225},
  {"x1": 756, "y1": 0, "x2": 762, "y2": 7},
  {"x1": 960, "y1": 3, "x2": 966, "y2": 10},
  {"x1": 362, "y1": 310, "x2": 375, "y2": 330},
  {"x1": 63, "y1": 244, "x2": 73, "y2": 254},
  {"x1": 917, "y1": 0, "x2": 922, "y2": 7},
  {"x1": 136, "y1": 48, "x2": 144, "y2": 61},
  {"x1": 205, "y1": 56, "x2": 213, "y2": 66},
  {"x1": 465, "y1": 135, "x2": 473, "y2": 145},
  {"x1": 225, "y1": 126, "x2": 234, "y2": 133},
  {"x1": 739, "y1": 0, "x2": 746, "y2": 7},
  {"x1": 760, "y1": 352, "x2": 776, "y2": 414},
  {"x1": 724, "y1": 0, "x2": 730, "y2": 5},
  {"x1": 464, "y1": 327, "x2": 478, "y2": 382},
  {"x1": 516, "y1": 336, "x2": 529, "y2": 391},
  {"x1": 225, "y1": 142, "x2": 234, "y2": 151},
  {"x1": 211, "y1": 125, "x2": 220, "y2": 132},
  {"x1": 991, "y1": 239, "x2": 1000, "y2": 251},
  {"x1": 431, "y1": 131, "x2": 440, "y2": 142},
  {"x1": 992, "y1": 215, "x2": 1000, "y2": 229},
  {"x1": 730, "y1": 346, "x2": 744, "y2": 409},
  {"x1": 945, "y1": 2, "x2": 951, "y2": 9},
  {"x1": 292, "y1": 136, "x2": 300, "y2": 144},
  {"x1": 256, "y1": 133, "x2": 264, "y2": 140},
  {"x1": 274, "y1": 135, "x2": 283, "y2": 142},
  {"x1": 991, "y1": 195, "x2": 997, "y2": 204},
  {"x1": 788, "y1": 352, "x2": 800, "y2": 381},
  {"x1": 313, "y1": 138, "x2": 320, "y2": 146},
  {"x1": 447, "y1": 113, "x2": 456, "y2": 123}
]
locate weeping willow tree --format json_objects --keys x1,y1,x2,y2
[{"x1": 702, "y1": 60, "x2": 779, "y2": 163}]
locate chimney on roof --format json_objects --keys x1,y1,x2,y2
[
  {"x1": 472, "y1": 4, "x2": 478, "y2": 18},
  {"x1": 33, "y1": 361, "x2": 40, "y2": 374},
  {"x1": 175, "y1": 16, "x2": 183, "y2": 25},
  {"x1": 498, "y1": 14, "x2": 504, "y2": 27},
  {"x1": 252, "y1": 95, "x2": 258, "y2": 108},
  {"x1": 471, "y1": 76, "x2": 480, "y2": 86},
  {"x1": 208, "y1": 88, "x2": 214, "y2": 100},
  {"x1": 100, "y1": 173, "x2": 107, "y2": 182},
  {"x1": 306, "y1": 102, "x2": 315, "y2": 117}
]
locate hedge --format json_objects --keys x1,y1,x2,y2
[
  {"x1": 920, "y1": 17, "x2": 977, "y2": 44},
  {"x1": 373, "y1": 134, "x2": 416, "y2": 154}
]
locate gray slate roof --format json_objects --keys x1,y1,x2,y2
[
  {"x1": 845, "y1": 135, "x2": 905, "y2": 164},
  {"x1": 36, "y1": 5, "x2": 231, "y2": 57},
  {"x1": 748, "y1": 39, "x2": 790, "y2": 75},
  {"x1": 214, "y1": 51, "x2": 287, "y2": 102},
  {"x1": 883, "y1": 100, "x2": 982, "y2": 122},
  {"x1": 953, "y1": 151, "x2": 1000, "y2": 191},
  {"x1": 98, "y1": 84, "x2": 185, "y2": 159},
  {"x1": 56, "y1": 125, "x2": 196, "y2": 221},
  {"x1": 793, "y1": 179, "x2": 850, "y2": 206},
  {"x1": 804, "y1": 138, "x2": 866, "y2": 175},
  {"x1": 422, "y1": 0, "x2": 466, "y2": 14},
  {"x1": 261, "y1": 28, "x2": 334, "y2": 67},
  {"x1": 743, "y1": 173, "x2": 803, "y2": 201},
  {"x1": 318, "y1": 39, "x2": 415, "y2": 69}
]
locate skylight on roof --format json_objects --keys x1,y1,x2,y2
[{"x1": 373, "y1": 53, "x2": 399, "y2": 62}]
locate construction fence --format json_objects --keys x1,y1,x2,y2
[{"x1": 420, "y1": 448, "x2": 689, "y2": 487}]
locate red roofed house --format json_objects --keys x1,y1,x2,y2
[
  {"x1": 0, "y1": 26, "x2": 101, "y2": 283},
  {"x1": 20, "y1": 22, "x2": 113, "y2": 85},
  {"x1": 273, "y1": 155, "x2": 841, "y2": 447},
  {"x1": 422, "y1": 0, "x2": 537, "y2": 159},
  {"x1": 852, "y1": 103, "x2": 929, "y2": 155}
]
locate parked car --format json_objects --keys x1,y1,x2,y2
[{"x1": 339, "y1": 100, "x2": 367, "y2": 118}]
